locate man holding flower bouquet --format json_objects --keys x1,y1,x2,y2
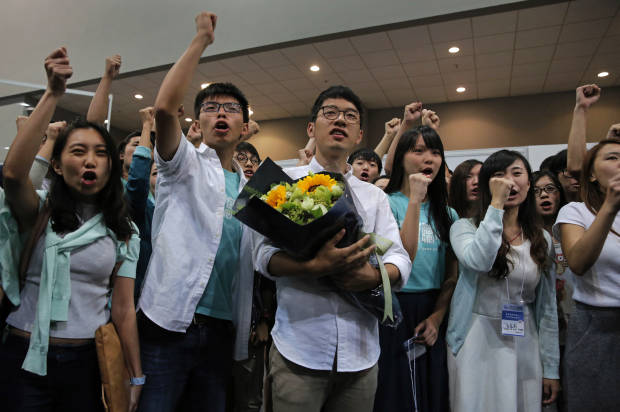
[{"x1": 254, "y1": 86, "x2": 411, "y2": 412}]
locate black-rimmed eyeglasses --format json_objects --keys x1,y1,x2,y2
[
  {"x1": 534, "y1": 184, "x2": 559, "y2": 197},
  {"x1": 200, "y1": 101, "x2": 242, "y2": 114},
  {"x1": 236, "y1": 153, "x2": 260, "y2": 165}
]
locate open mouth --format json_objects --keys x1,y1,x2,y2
[
  {"x1": 330, "y1": 128, "x2": 348, "y2": 139},
  {"x1": 421, "y1": 167, "x2": 433, "y2": 178},
  {"x1": 81, "y1": 171, "x2": 97, "y2": 186},
  {"x1": 540, "y1": 200, "x2": 553, "y2": 211},
  {"x1": 214, "y1": 120, "x2": 230, "y2": 134},
  {"x1": 508, "y1": 189, "x2": 518, "y2": 199},
  {"x1": 359, "y1": 171, "x2": 369, "y2": 181},
  {"x1": 243, "y1": 168, "x2": 254, "y2": 178}
]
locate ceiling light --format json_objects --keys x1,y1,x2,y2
[
  {"x1": 18, "y1": 102, "x2": 30, "y2": 107},
  {"x1": 456, "y1": 86, "x2": 466, "y2": 93},
  {"x1": 134, "y1": 94, "x2": 144, "y2": 100},
  {"x1": 310, "y1": 65, "x2": 320, "y2": 72},
  {"x1": 104, "y1": 119, "x2": 109, "y2": 124},
  {"x1": 185, "y1": 117, "x2": 192, "y2": 122},
  {"x1": 448, "y1": 46, "x2": 460, "y2": 54},
  {"x1": 4, "y1": 146, "x2": 9, "y2": 150},
  {"x1": 201, "y1": 83, "x2": 210, "y2": 89},
  {"x1": 597, "y1": 71, "x2": 609, "y2": 78},
  {"x1": 249, "y1": 108, "x2": 254, "y2": 116}
]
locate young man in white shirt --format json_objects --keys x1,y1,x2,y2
[
  {"x1": 254, "y1": 85, "x2": 411, "y2": 412},
  {"x1": 136, "y1": 12, "x2": 253, "y2": 412}
]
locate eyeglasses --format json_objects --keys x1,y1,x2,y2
[
  {"x1": 534, "y1": 184, "x2": 559, "y2": 197},
  {"x1": 236, "y1": 153, "x2": 260, "y2": 166},
  {"x1": 319, "y1": 105, "x2": 360, "y2": 124},
  {"x1": 200, "y1": 101, "x2": 242, "y2": 114}
]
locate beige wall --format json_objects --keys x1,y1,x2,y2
[{"x1": 248, "y1": 86, "x2": 620, "y2": 161}]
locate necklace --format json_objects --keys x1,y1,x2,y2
[{"x1": 507, "y1": 229, "x2": 523, "y2": 244}]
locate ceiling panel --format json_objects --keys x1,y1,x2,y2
[
  {"x1": 428, "y1": 18, "x2": 472, "y2": 43},
  {"x1": 472, "y1": 11, "x2": 517, "y2": 36}
]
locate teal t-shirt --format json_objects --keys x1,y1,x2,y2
[
  {"x1": 195, "y1": 170, "x2": 242, "y2": 320},
  {"x1": 387, "y1": 191, "x2": 458, "y2": 293}
]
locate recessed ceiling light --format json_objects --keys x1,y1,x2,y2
[
  {"x1": 18, "y1": 102, "x2": 30, "y2": 107},
  {"x1": 249, "y1": 108, "x2": 254, "y2": 116},
  {"x1": 201, "y1": 83, "x2": 210, "y2": 89},
  {"x1": 310, "y1": 65, "x2": 320, "y2": 72},
  {"x1": 456, "y1": 86, "x2": 466, "y2": 93},
  {"x1": 597, "y1": 71, "x2": 609, "y2": 78},
  {"x1": 134, "y1": 94, "x2": 144, "y2": 100},
  {"x1": 448, "y1": 46, "x2": 460, "y2": 54},
  {"x1": 184, "y1": 117, "x2": 192, "y2": 122},
  {"x1": 4, "y1": 146, "x2": 9, "y2": 150}
]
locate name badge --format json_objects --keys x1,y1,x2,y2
[
  {"x1": 553, "y1": 242, "x2": 566, "y2": 275},
  {"x1": 501, "y1": 303, "x2": 525, "y2": 337}
]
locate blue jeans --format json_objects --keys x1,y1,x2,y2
[
  {"x1": 0, "y1": 332, "x2": 103, "y2": 412},
  {"x1": 137, "y1": 312, "x2": 234, "y2": 412}
]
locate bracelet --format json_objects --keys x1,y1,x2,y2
[{"x1": 130, "y1": 375, "x2": 146, "y2": 386}]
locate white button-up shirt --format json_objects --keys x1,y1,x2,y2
[
  {"x1": 139, "y1": 137, "x2": 248, "y2": 332},
  {"x1": 254, "y1": 157, "x2": 411, "y2": 372}
]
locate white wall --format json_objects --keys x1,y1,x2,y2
[{"x1": 1, "y1": 0, "x2": 524, "y2": 95}]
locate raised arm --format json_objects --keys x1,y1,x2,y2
[
  {"x1": 374, "y1": 118, "x2": 400, "y2": 158},
  {"x1": 567, "y1": 84, "x2": 600, "y2": 176},
  {"x1": 421, "y1": 108, "x2": 440, "y2": 131},
  {"x1": 125, "y1": 107, "x2": 155, "y2": 219},
  {"x1": 385, "y1": 102, "x2": 422, "y2": 175},
  {"x1": 3, "y1": 48, "x2": 72, "y2": 232},
  {"x1": 29, "y1": 121, "x2": 66, "y2": 189},
  {"x1": 560, "y1": 174, "x2": 620, "y2": 275},
  {"x1": 399, "y1": 173, "x2": 430, "y2": 259},
  {"x1": 154, "y1": 12, "x2": 217, "y2": 160},
  {"x1": 86, "y1": 55, "x2": 121, "y2": 125}
]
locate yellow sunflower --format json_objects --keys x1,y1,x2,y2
[
  {"x1": 297, "y1": 173, "x2": 338, "y2": 193},
  {"x1": 265, "y1": 184, "x2": 287, "y2": 209}
]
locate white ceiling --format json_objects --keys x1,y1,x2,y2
[{"x1": 56, "y1": 0, "x2": 620, "y2": 132}]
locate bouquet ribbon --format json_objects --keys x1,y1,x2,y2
[{"x1": 363, "y1": 232, "x2": 394, "y2": 323}]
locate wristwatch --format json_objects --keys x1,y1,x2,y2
[{"x1": 130, "y1": 375, "x2": 146, "y2": 386}]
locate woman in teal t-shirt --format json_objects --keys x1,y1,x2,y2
[{"x1": 374, "y1": 126, "x2": 457, "y2": 412}]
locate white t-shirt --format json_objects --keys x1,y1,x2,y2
[{"x1": 553, "y1": 202, "x2": 620, "y2": 307}]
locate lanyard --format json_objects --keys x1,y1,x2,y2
[{"x1": 505, "y1": 232, "x2": 526, "y2": 305}]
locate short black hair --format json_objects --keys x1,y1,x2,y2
[
  {"x1": 121, "y1": 130, "x2": 155, "y2": 151},
  {"x1": 347, "y1": 148, "x2": 382, "y2": 173},
  {"x1": 539, "y1": 154, "x2": 556, "y2": 171},
  {"x1": 548, "y1": 149, "x2": 567, "y2": 175},
  {"x1": 194, "y1": 82, "x2": 249, "y2": 122},
  {"x1": 235, "y1": 141, "x2": 260, "y2": 162},
  {"x1": 310, "y1": 85, "x2": 364, "y2": 126}
]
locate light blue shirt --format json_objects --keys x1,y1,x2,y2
[
  {"x1": 196, "y1": 170, "x2": 242, "y2": 320},
  {"x1": 387, "y1": 192, "x2": 458, "y2": 292},
  {"x1": 446, "y1": 206, "x2": 560, "y2": 379}
]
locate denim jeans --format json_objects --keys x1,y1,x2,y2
[
  {"x1": 137, "y1": 312, "x2": 234, "y2": 412},
  {"x1": 0, "y1": 333, "x2": 103, "y2": 412}
]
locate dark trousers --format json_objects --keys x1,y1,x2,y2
[
  {"x1": 0, "y1": 333, "x2": 103, "y2": 412},
  {"x1": 374, "y1": 290, "x2": 450, "y2": 412},
  {"x1": 137, "y1": 312, "x2": 234, "y2": 412}
]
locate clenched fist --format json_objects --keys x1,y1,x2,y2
[
  {"x1": 44, "y1": 47, "x2": 73, "y2": 97},
  {"x1": 139, "y1": 107, "x2": 155, "y2": 125},
  {"x1": 385, "y1": 118, "x2": 401, "y2": 136},
  {"x1": 421, "y1": 109, "x2": 440, "y2": 130},
  {"x1": 402, "y1": 102, "x2": 422, "y2": 129},
  {"x1": 575, "y1": 84, "x2": 600, "y2": 110},
  {"x1": 195, "y1": 12, "x2": 217, "y2": 45},
  {"x1": 105, "y1": 55, "x2": 121, "y2": 79},
  {"x1": 409, "y1": 173, "x2": 432, "y2": 204},
  {"x1": 606, "y1": 123, "x2": 620, "y2": 139},
  {"x1": 489, "y1": 177, "x2": 513, "y2": 210},
  {"x1": 45, "y1": 121, "x2": 67, "y2": 142}
]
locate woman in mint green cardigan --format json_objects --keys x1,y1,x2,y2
[{"x1": 446, "y1": 150, "x2": 560, "y2": 412}]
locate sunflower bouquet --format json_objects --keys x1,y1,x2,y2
[{"x1": 261, "y1": 173, "x2": 345, "y2": 225}]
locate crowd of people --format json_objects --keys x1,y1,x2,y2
[{"x1": 0, "y1": 10, "x2": 618, "y2": 412}]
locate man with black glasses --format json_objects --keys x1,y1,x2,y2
[
  {"x1": 136, "y1": 11, "x2": 254, "y2": 412},
  {"x1": 254, "y1": 85, "x2": 411, "y2": 412}
]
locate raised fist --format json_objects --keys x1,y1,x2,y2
[
  {"x1": 139, "y1": 107, "x2": 155, "y2": 125},
  {"x1": 402, "y1": 102, "x2": 422, "y2": 128},
  {"x1": 422, "y1": 109, "x2": 440, "y2": 130},
  {"x1": 575, "y1": 84, "x2": 600, "y2": 110},
  {"x1": 489, "y1": 177, "x2": 513, "y2": 209},
  {"x1": 105, "y1": 55, "x2": 121, "y2": 79},
  {"x1": 16, "y1": 115, "x2": 29, "y2": 132},
  {"x1": 44, "y1": 47, "x2": 73, "y2": 97},
  {"x1": 409, "y1": 173, "x2": 432, "y2": 203},
  {"x1": 195, "y1": 12, "x2": 217, "y2": 45},
  {"x1": 606, "y1": 123, "x2": 620, "y2": 139},
  {"x1": 45, "y1": 121, "x2": 67, "y2": 142},
  {"x1": 385, "y1": 118, "x2": 401, "y2": 136}
]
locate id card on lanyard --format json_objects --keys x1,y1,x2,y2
[{"x1": 501, "y1": 303, "x2": 525, "y2": 337}]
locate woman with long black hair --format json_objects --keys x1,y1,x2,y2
[
  {"x1": 0, "y1": 48, "x2": 143, "y2": 411},
  {"x1": 374, "y1": 125, "x2": 457, "y2": 412},
  {"x1": 449, "y1": 159, "x2": 482, "y2": 218},
  {"x1": 447, "y1": 150, "x2": 560, "y2": 411}
]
